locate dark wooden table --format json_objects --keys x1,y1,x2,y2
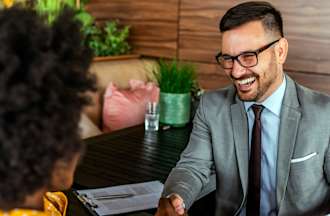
[{"x1": 66, "y1": 124, "x2": 195, "y2": 215}]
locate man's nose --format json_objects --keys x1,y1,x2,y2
[{"x1": 231, "y1": 59, "x2": 247, "y2": 79}]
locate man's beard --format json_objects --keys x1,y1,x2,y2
[{"x1": 235, "y1": 59, "x2": 278, "y2": 102}]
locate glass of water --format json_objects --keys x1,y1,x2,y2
[{"x1": 145, "y1": 102, "x2": 159, "y2": 131}]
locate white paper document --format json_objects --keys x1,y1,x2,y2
[{"x1": 75, "y1": 181, "x2": 164, "y2": 216}]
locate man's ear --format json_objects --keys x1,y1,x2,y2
[{"x1": 277, "y1": 37, "x2": 288, "y2": 64}]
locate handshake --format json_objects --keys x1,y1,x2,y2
[{"x1": 155, "y1": 194, "x2": 188, "y2": 216}]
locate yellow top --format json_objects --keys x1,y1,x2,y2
[
  {"x1": 0, "y1": 192, "x2": 67, "y2": 216},
  {"x1": 2, "y1": 0, "x2": 14, "y2": 8}
]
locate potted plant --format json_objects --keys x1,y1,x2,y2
[
  {"x1": 154, "y1": 59, "x2": 198, "y2": 127},
  {"x1": 81, "y1": 19, "x2": 132, "y2": 60},
  {"x1": 32, "y1": 0, "x2": 133, "y2": 59},
  {"x1": 74, "y1": 3, "x2": 132, "y2": 59},
  {"x1": 33, "y1": 0, "x2": 77, "y2": 24}
]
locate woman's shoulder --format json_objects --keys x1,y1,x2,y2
[
  {"x1": 0, "y1": 192, "x2": 67, "y2": 216},
  {"x1": 44, "y1": 192, "x2": 67, "y2": 216}
]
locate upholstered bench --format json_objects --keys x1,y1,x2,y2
[{"x1": 79, "y1": 57, "x2": 158, "y2": 138}]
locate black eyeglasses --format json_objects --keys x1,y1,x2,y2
[{"x1": 215, "y1": 39, "x2": 281, "y2": 69}]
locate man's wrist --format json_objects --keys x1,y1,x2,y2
[{"x1": 165, "y1": 193, "x2": 186, "y2": 209}]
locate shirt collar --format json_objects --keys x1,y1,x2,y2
[{"x1": 243, "y1": 76, "x2": 286, "y2": 116}]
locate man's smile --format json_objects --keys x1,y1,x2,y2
[{"x1": 235, "y1": 76, "x2": 256, "y2": 92}]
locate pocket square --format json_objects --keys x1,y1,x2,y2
[{"x1": 291, "y1": 152, "x2": 318, "y2": 163}]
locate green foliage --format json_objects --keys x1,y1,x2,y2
[
  {"x1": 79, "y1": 0, "x2": 89, "y2": 5},
  {"x1": 81, "y1": 20, "x2": 131, "y2": 57},
  {"x1": 74, "y1": 7, "x2": 93, "y2": 28},
  {"x1": 154, "y1": 60, "x2": 198, "y2": 94},
  {"x1": 32, "y1": 0, "x2": 131, "y2": 57},
  {"x1": 34, "y1": 0, "x2": 76, "y2": 24}
]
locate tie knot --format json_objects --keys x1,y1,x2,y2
[{"x1": 252, "y1": 104, "x2": 264, "y2": 120}]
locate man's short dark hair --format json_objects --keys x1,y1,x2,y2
[
  {"x1": 220, "y1": 1, "x2": 284, "y2": 37},
  {"x1": 0, "y1": 7, "x2": 96, "y2": 206}
]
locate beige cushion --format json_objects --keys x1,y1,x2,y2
[
  {"x1": 90, "y1": 58, "x2": 157, "y2": 90},
  {"x1": 79, "y1": 113, "x2": 102, "y2": 139}
]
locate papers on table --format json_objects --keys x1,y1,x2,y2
[{"x1": 74, "y1": 181, "x2": 164, "y2": 216}]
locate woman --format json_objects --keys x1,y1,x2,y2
[{"x1": 0, "y1": 6, "x2": 96, "y2": 216}]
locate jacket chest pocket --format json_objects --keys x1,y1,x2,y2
[{"x1": 287, "y1": 153, "x2": 323, "y2": 196}]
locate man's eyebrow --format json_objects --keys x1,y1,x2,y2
[
  {"x1": 221, "y1": 52, "x2": 230, "y2": 56},
  {"x1": 221, "y1": 49, "x2": 256, "y2": 57}
]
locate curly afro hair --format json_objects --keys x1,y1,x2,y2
[{"x1": 0, "y1": 7, "x2": 96, "y2": 205}]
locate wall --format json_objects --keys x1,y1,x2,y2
[
  {"x1": 86, "y1": 0, "x2": 179, "y2": 58},
  {"x1": 87, "y1": 0, "x2": 330, "y2": 94}
]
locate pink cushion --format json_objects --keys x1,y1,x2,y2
[{"x1": 102, "y1": 80, "x2": 159, "y2": 132}]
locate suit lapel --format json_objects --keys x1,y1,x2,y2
[
  {"x1": 231, "y1": 97, "x2": 249, "y2": 197},
  {"x1": 276, "y1": 75, "x2": 301, "y2": 208}
]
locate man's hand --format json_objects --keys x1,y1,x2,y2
[{"x1": 155, "y1": 194, "x2": 186, "y2": 216}]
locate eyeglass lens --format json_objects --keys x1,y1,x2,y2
[{"x1": 221, "y1": 52, "x2": 258, "y2": 69}]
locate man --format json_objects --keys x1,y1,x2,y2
[{"x1": 155, "y1": 1, "x2": 330, "y2": 216}]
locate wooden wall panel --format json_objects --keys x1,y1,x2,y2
[
  {"x1": 194, "y1": 62, "x2": 231, "y2": 89},
  {"x1": 178, "y1": 0, "x2": 221, "y2": 63},
  {"x1": 287, "y1": 71, "x2": 330, "y2": 95},
  {"x1": 278, "y1": 1, "x2": 330, "y2": 75},
  {"x1": 179, "y1": 0, "x2": 249, "y2": 63},
  {"x1": 86, "y1": 0, "x2": 179, "y2": 58}
]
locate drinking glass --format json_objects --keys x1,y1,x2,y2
[{"x1": 145, "y1": 102, "x2": 159, "y2": 131}]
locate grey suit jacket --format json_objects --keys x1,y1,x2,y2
[{"x1": 163, "y1": 75, "x2": 330, "y2": 216}]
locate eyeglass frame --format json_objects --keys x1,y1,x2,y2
[{"x1": 215, "y1": 38, "x2": 281, "y2": 69}]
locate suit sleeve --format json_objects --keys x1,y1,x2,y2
[
  {"x1": 162, "y1": 94, "x2": 215, "y2": 209},
  {"x1": 324, "y1": 137, "x2": 330, "y2": 183}
]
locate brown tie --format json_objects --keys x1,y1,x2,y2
[{"x1": 247, "y1": 104, "x2": 264, "y2": 216}]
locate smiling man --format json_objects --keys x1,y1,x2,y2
[
  {"x1": 155, "y1": 1, "x2": 330, "y2": 216},
  {"x1": 220, "y1": 20, "x2": 285, "y2": 103}
]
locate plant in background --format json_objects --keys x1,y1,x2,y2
[
  {"x1": 34, "y1": 0, "x2": 76, "y2": 24},
  {"x1": 154, "y1": 59, "x2": 199, "y2": 127},
  {"x1": 31, "y1": 0, "x2": 131, "y2": 57},
  {"x1": 154, "y1": 59, "x2": 198, "y2": 94},
  {"x1": 70, "y1": 0, "x2": 131, "y2": 57},
  {"x1": 82, "y1": 20, "x2": 131, "y2": 57}
]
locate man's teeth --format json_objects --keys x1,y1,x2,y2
[{"x1": 238, "y1": 77, "x2": 255, "y2": 85}]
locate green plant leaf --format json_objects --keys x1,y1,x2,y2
[
  {"x1": 75, "y1": 10, "x2": 94, "y2": 28},
  {"x1": 34, "y1": 0, "x2": 77, "y2": 25},
  {"x1": 87, "y1": 20, "x2": 131, "y2": 56},
  {"x1": 154, "y1": 59, "x2": 197, "y2": 93},
  {"x1": 33, "y1": 0, "x2": 131, "y2": 56}
]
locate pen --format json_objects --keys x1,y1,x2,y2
[{"x1": 94, "y1": 193, "x2": 134, "y2": 201}]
